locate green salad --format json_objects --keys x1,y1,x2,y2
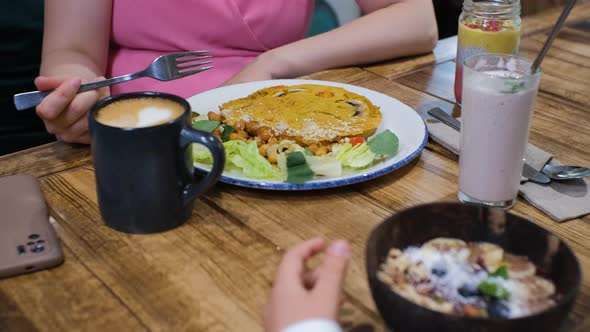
[{"x1": 191, "y1": 117, "x2": 399, "y2": 184}]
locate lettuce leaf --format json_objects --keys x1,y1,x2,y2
[
  {"x1": 332, "y1": 142, "x2": 376, "y2": 168},
  {"x1": 223, "y1": 141, "x2": 281, "y2": 179},
  {"x1": 193, "y1": 140, "x2": 280, "y2": 179},
  {"x1": 286, "y1": 152, "x2": 314, "y2": 184},
  {"x1": 221, "y1": 125, "x2": 234, "y2": 142},
  {"x1": 193, "y1": 144, "x2": 214, "y2": 164},
  {"x1": 278, "y1": 153, "x2": 342, "y2": 178},
  {"x1": 305, "y1": 155, "x2": 342, "y2": 177},
  {"x1": 194, "y1": 128, "x2": 401, "y2": 182},
  {"x1": 193, "y1": 120, "x2": 220, "y2": 132},
  {"x1": 367, "y1": 129, "x2": 399, "y2": 156}
]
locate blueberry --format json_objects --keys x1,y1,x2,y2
[
  {"x1": 487, "y1": 301, "x2": 511, "y2": 318},
  {"x1": 431, "y1": 262, "x2": 447, "y2": 277},
  {"x1": 458, "y1": 284, "x2": 480, "y2": 297},
  {"x1": 431, "y1": 267, "x2": 447, "y2": 277}
]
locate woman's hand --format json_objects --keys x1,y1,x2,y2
[
  {"x1": 223, "y1": 53, "x2": 277, "y2": 86},
  {"x1": 263, "y1": 238, "x2": 351, "y2": 332},
  {"x1": 35, "y1": 76, "x2": 110, "y2": 144}
]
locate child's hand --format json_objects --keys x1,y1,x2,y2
[{"x1": 263, "y1": 238, "x2": 351, "y2": 332}]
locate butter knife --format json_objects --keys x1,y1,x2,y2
[{"x1": 427, "y1": 107, "x2": 551, "y2": 184}]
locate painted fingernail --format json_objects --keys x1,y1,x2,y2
[{"x1": 328, "y1": 240, "x2": 351, "y2": 257}]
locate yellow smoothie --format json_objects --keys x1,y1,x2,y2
[
  {"x1": 458, "y1": 21, "x2": 520, "y2": 54},
  {"x1": 455, "y1": 19, "x2": 521, "y2": 103}
]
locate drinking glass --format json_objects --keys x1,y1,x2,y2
[{"x1": 458, "y1": 54, "x2": 541, "y2": 208}]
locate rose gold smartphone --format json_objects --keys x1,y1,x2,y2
[{"x1": 0, "y1": 174, "x2": 64, "y2": 278}]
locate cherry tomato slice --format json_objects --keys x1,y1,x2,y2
[{"x1": 349, "y1": 137, "x2": 365, "y2": 146}]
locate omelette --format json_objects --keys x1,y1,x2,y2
[{"x1": 219, "y1": 84, "x2": 382, "y2": 145}]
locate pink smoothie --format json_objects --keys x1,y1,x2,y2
[{"x1": 459, "y1": 69, "x2": 539, "y2": 203}]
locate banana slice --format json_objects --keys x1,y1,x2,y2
[
  {"x1": 422, "y1": 237, "x2": 467, "y2": 253},
  {"x1": 526, "y1": 298, "x2": 557, "y2": 316},
  {"x1": 476, "y1": 242, "x2": 504, "y2": 272},
  {"x1": 407, "y1": 262, "x2": 430, "y2": 283},
  {"x1": 504, "y1": 253, "x2": 536, "y2": 279},
  {"x1": 387, "y1": 248, "x2": 404, "y2": 258},
  {"x1": 511, "y1": 275, "x2": 555, "y2": 301},
  {"x1": 395, "y1": 283, "x2": 454, "y2": 314},
  {"x1": 525, "y1": 275, "x2": 556, "y2": 299},
  {"x1": 382, "y1": 250, "x2": 411, "y2": 276}
]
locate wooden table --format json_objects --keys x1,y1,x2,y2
[{"x1": 1, "y1": 4, "x2": 589, "y2": 331}]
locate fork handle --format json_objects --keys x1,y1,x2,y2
[
  {"x1": 13, "y1": 71, "x2": 145, "y2": 111},
  {"x1": 13, "y1": 90, "x2": 52, "y2": 111}
]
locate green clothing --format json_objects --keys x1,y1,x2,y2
[
  {"x1": 0, "y1": 0, "x2": 54, "y2": 156},
  {"x1": 307, "y1": 0, "x2": 340, "y2": 37}
]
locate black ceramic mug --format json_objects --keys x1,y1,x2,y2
[{"x1": 89, "y1": 92, "x2": 225, "y2": 234}]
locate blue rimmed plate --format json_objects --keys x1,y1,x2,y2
[{"x1": 186, "y1": 79, "x2": 427, "y2": 190}]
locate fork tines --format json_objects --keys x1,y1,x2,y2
[
  {"x1": 173, "y1": 50, "x2": 213, "y2": 77},
  {"x1": 174, "y1": 50, "x2": 210, "y2": 58},
  {"x1": 177, "y1": 65, "x2": 214, "y2": 77},
  {"x1": 177, "y1": 55, "x2": 212, "y2": 67}
]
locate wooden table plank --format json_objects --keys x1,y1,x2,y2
[
  {"x1": 0, "y1": 142, "x2": 90, "y2": 179},
  {"x1": 537, "y1": 23, "x2": 590, "y2": 59},
  {"x1": 519, "y1": 28, "x2": 590, "y2": 108},
  {"x1": 520, "y1": 2, "x2": 590, "y2": 37},
  {"x1": 0, "y1": 239, "x2": 146, "y2": 332},
  {"x1": 41, "y1": 168, "x2": 269, "y2": 331}
]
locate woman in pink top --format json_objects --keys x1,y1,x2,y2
[{"x1": 36, "y1": 0, "x2": 437, "y2": 145}]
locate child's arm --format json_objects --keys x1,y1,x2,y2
[{"x1": 263, "y1": 238, "x2": 351, "y2": 332}]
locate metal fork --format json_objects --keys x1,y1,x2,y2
[{"x1": 14, "y1": 50, "x2": 213, "y2": 111}]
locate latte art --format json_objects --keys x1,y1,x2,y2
[
  {"x1": 136, "y1": 107, "x2": 177, "y2": 127},
  {"x1": 96, "y1": 97, "x2": 185, "y2": 128}
]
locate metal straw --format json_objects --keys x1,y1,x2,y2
[{"x1": 530, "y1": 0, "x2": 577, "y2": 74}]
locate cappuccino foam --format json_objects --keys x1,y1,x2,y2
[{"x1": 97, "y1": 97, "x2": 185, "y2": 128}]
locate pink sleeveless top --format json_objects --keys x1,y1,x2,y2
[{"x1": 108, "y1": 0, "x2": 313, "y2": 98}]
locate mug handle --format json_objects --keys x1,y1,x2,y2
[{"x1": 179, "y1": 128, "x2": 225, "y2": 205}]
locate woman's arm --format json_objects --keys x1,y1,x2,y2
[
  {"x1": 35, "y1": 0, "x2": 112, "y2": 144},
  {"x1": 227, "y1": 0, "x2": 437, "y2": 83},
  {"x1": 40, "y1": 0, "x2": 111, "y2": 79}
]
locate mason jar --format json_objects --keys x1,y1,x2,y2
[{"x1": 454, "y1": 0, "x2": 521, "y2": 104}]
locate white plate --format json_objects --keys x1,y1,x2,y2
[{"x1": 186, "y1": 79, "x2": 427, "y2": 190}]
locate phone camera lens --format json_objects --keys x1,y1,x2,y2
[{"x1": 32, "y1": 244, "x2": 45, "y2": 253}]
